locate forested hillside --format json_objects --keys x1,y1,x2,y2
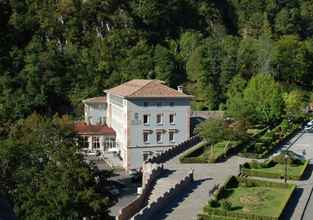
[
  {"x1": 1, "y1": 1, "x2": 313, "y2": 218},
  {"x1": 1, "y1": 0, "x2": 313, "y2": 131}
]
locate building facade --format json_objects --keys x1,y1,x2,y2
[
  {"x1": 75, "y1": 80, "x2": 193, "y2": 170},
  {"x1": 105, "y1": 80, "x2": 193, "y2": 170},
  {"x1": 74, "y1": 96, "x2": 116, "y2": 154}
]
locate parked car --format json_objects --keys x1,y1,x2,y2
[
  {"x1": 307, "y1": 120, "x2": 313, "y2": 126},
  {"x1": 129, "y1": 169, "x2": 142, "y2": 183},
  {"x1": 304, "y1": 125, "x2": 313, "y2": 132}
]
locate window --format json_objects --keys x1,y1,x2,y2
[
  {"x1": 156, "y1": 102, "x2": 162, "y2": 107},
  {"x1": 92, "y1": 136, "x2": 100, "y2": 149},
  {"x1": 156, "y1": 114, "x2": 163, "y2": 124},
  {"x1": 169, "y1": 131, "x2": 175, "y2": 142},
  {"x1": 143, "y1": 132, "x2": 149, "y2": 143},
  {"x1": 81, "y1": 136, "x2": 89, "y2": 149},
  {"x1": 143, "y1": 114, "x2": 150, "y2": 125},
  {"x1": 169, "y1": 114, "x2": 175, "y2": 124},
  {"x1": 169, "y1": 102, "x2": 174, "y2": 107},
  {"x1": 156, "y1": 132, "x2": 162, "y2": 143},
  {"x1": 144, "y1": 102, "x2": 149, "y2": 107},
  {"x1": 143, "y1": 151, "x2": 153, "y2": 161}
]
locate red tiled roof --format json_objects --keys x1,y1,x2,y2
[
  {"x1": 74, "y1": 122, "x2": 115, "y2": 135},
  {"x1": 105, "y1": 79, "x2": 193, "y2": 99},
  {"x1": 82, "y1": 96, "x2": 106, "y2": 103}
]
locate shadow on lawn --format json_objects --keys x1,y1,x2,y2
[{"x1": 281, "y1": 187, "x2": 303, "y2": 220}]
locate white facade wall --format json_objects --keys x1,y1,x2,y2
[
  {"x1": 106, "y1": 94, "x2": 191, "y2": 170},
  {"x1": 126, "y1": 98, "x2": 191, "y2": 169},
  {"x1": 107, "y1": 94, "x2": 128, "y2": 168},
  {"x1": 84, "y1": 103, "x2": 107, "y2": 125}
]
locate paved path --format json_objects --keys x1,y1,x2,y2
[
  {"x1": 284, "y1": 131, "x2": 313, "y2": 220},
  {"x1": 149, "y1": 148, "x2": 251, "y2": 220},
  {"x1": 269, "y1": 131, "x2": 313, "y2": 220},
  {"x1": 148, "y1": 131, "x2": 313, "y2": 220}
]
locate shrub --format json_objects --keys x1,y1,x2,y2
[
  {"x1": 221, "y1": 200, "x2": 232, "y2": 211},
  {"x1": 243, "y1": 162, "x2": 250, "y2": 169},
  {"x1": 209, "y1": 199, "x2": 220, "y2": 208}
]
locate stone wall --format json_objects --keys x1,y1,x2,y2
[
  {"x1": 145, "y1": 135, "x2": 201, "y2": 164},
  {"x1": 116, "y1": 163, "x2": 164, "y2": 220},
  {"x1": 132, "y1": 170, "x2": 194, "y2": 220}
]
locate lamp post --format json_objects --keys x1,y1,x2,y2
[{"x1": 284, "y1": 154, "x2": 288, "y2": 184}]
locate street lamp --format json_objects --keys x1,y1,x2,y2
[{"x1": 284, "y1": 154, "x2": 288, "y2": 184}]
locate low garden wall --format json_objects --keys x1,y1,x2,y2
[
  {"x1": 132, "y1": 170, "x2": 194, "y2": 220},
  {"x1": 145, "y1": 135, "x2": 201, "y2": 164},
  {"x1": 116, "y1": 163, "x2": 164, "y2": 220}
]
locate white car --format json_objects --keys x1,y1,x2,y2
[
  {"x1": 307, "y1": 120, "x2": 313, "y2": 126},
  {"x1": 304, "y1": 125, "x2": 313, "y2": 132}
]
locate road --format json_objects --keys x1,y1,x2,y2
[
  {"x1": 288, "y1": 132, "x2": 313, "y2": 220},
  {"x1": 283, "y1": 132, "x2": 313, "y2": 220}
]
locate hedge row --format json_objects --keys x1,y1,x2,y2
[
  {"x1": 180, "y1": 140, "x2": 243, "y2": 164},
  {"x1": 201, "y1": 176, "x2": 295, "y2": 220},
  {"x1": 241, "y1": 160, "x2": 309, "y2": 180},
  {"x1": 179, "y1": 142, "x2": 208, "y2": 163},
  {"x1": 211, "y1": 141, "x2": 242, "y2": 163},
  {"x1": 198, "y1": 213, "x2": 244, "y2": 220}
]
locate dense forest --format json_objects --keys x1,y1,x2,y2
[
  {"x1": 1, "y1": 0, "x2": 313, "y2": 219},
  {"x1": 1, "y1": 0, "x2": 313, "y2": 130}
]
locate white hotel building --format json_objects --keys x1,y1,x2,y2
[{"x1": 74, "y1": 79, "x2": 193, "y2": 170}]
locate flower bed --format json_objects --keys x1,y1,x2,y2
[{"x1": 199, "y1": 176, "x2": 295, "y2": 220}]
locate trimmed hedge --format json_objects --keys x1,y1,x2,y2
[
  {"x1": 241, "y1": 160, "x2": 309, "y2": 180},
  {"x1": 201, "y1": 176, "x2": 295, "y2": 220},
  {"x1": 179, "y1": 142, "x2": 208, "y2": 163},
  {"x1": 180, "y1": 141, "x2": 243, "y2": 164}
]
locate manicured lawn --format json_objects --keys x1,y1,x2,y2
[
  {"x1": 180, "y1": 141, "x2": 240, "y2": 163},
  {"x1": 209, "y1": 141, "x2": 227, "y2": 159},
  {"x1": 248, "y1": 163, "x2": 306, "y2": 178},
  {"x1": 220, "y1": 185, "x2": 291, "y2": 217},
  {"x1": 202, "y1": 176, "x2": 295, "y2": 219},
  {"x1": 242, "y1": 158, "x2": 309, "y2": 180}
]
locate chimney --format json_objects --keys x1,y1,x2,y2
[{"x1": 177, "y1": 85, "x2": 183, "y2": 93}]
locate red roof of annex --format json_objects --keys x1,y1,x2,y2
[{"x1": 74, "y1": 122, "x2": 115, "y2": 135}]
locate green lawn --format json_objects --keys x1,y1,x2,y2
[
  {"x1": 242, "y1": 160, "x2": 308, "y2": 180},
  {"x1": 250, "y1": 163, "x2": 305, "y2": 177},
  {"x1": 209, "y1": 142, "x2": 226, "y2": 159},
  {"x1": 202, "y1": 176, "x2": 295, "y2": 219},
  {"x1": 221, "y1": 186, "x2": 291, "y2": 217},
  {"x1": 180, "y1": 141, "x2": 240, "y2": 163}
]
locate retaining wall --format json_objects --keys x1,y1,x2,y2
[
  {"x1": 145, "y1": 135, "x2": 201, "y2": 164},
  {"x1": 116, "y1": 163, "x2": 164, "y2": 220},
  {"x1": 132, "y1": 170, "x2": 194, "y2": 220}
]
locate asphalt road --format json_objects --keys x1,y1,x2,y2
[{"x1": 286, "y1": 131, "x2": 313, "y2": 220}]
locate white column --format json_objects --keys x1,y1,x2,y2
[
  {"x1": 88, "y1": 136, "x2": 92, "y2": 151},
  {"x1": 100, "y1": 136, "x2": 105, "y2": 152}
]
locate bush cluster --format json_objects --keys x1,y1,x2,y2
[{"x1": 240, "y1": 120, "x2": 300, "y2": 159}]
